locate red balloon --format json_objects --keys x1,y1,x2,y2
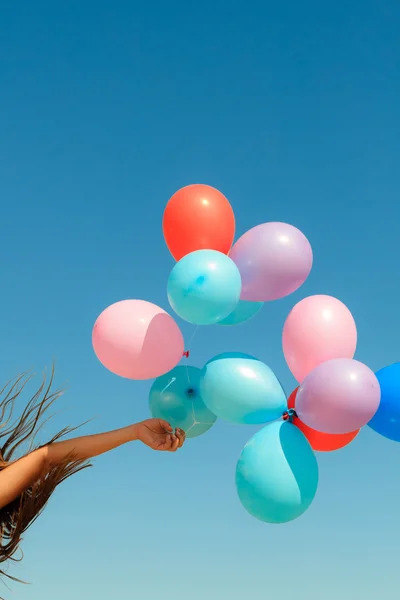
[
  {"x1": 163, "y1": 184, "x2": 235, "y2": 261},
  {"x1": 287, "y1": 388, "x2": 359, "y2": 452}
]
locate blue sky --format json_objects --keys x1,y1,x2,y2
[{"x1": 1, "y1": 1, "x2": 399, "y2": 598}]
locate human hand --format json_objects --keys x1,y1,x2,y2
[{"x1": 135, "y1": 419, "x2": 185, "y2": 452}]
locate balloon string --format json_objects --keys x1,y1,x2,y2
[
  {"x1": 161, "y1": 327, "x2": 199, "y2": 402},
  {"x1": 183, "y1": 326, "x2": 199, "y2": 388},
  {"x1": 183, "y1": 326, "x2": 199, "y2": 357}
]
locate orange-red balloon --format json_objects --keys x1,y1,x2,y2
[
  {"x1": 162, "y1": 184, "x2": 235, "y2": 261},
  {"x1": 287, "y1": 388, "x2": 359, "y2": 452}
]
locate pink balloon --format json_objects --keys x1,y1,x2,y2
[
  {"x1": 282, "y1": 295, "x2": 357, "y2": 383},
  {"x1": 92, "y1": 300, "x2": 184, "y2": 380},
  {"x1": 296, "y1": 358, "x2": 380, "y2": 434},
  {"x1": 229, "y1": 222, "x2": 313, "y2": 302}
]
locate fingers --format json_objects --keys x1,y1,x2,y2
[
  {"x1": 170, "y1": 434, "x2": 180, "y2": 452},
  {"x1": 158, "y1": 420, "x2": 174, "y2": 433},
  {"x1": 168, "y1": 428, "x2": 185, "y2": 452},
  {"x1": 175, "y1": 428, "x2": 186, "y2": 448},
  {"x1": 158, "y1": 434, "x2": 171, "y2": 451},
  {"x1": 155, "y1": 427, "x2": 186, "y2": 452},
  {"x1": 157, "y1": 433, "x2": 176, "y2": 451},
  {"x1": 161, "y1": 428, "x2": 185, "y2": 452}
]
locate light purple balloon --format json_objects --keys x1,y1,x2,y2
[
  {"x1": 229, "y1": 222, "x2": 313, "y2": 302},
  {"x1": 296, "y1": 358, "x2": 381, "y2": 434}
]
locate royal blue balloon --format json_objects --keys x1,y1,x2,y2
[
  {"x1": 217, "y1": 300, "x2": 264, "y2": 326},
  {"x1": 167, "y1": 250, "x2": 242, "y2": 325},
  {"x1": 368, "y1": 363, "x2": 400, "y2": 441},
  {"x1": 199, "y1": 352, "x2": 287, "y2": 424},
  {"x1": 236, "y1": 421, "x2": 319, "y2": 523},
  {"x1": 149, "y1": 366, "x2": 217, "y2": 438}
]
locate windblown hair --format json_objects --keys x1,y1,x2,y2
[{"x1": 0, "y1": 368, "x2": 91, "y2": 590}]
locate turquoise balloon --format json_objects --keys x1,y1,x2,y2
[
  {"x1": 148, "y1": 366, "x2": 217, "y2": 438},
  {"x1": 199, "y1": 352, "x2": 287, "y2": 424},
  {"x1": 167, "y1": 250, "x2": 242, "y2": 325},
  {"x1": 236, "y1": 421, "x2": 319, "y2": 523},
  {"x1": 218, "y1": 300, "x2": 264, "y2": 326}
]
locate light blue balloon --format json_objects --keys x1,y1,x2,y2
[
  {"x1": 199, "y1": 352, "x2": 287, "y2": 424},
  {"x1": 236, "y1": 421, "x2": 319, "y2": 523},
  {"x1": 218, "y1": 300, "x2": 264, "y2": 326},
  {"x1": 167, "y1": 250, "x2": 242, "y2": 325},
  {"x1": 149, "y1": 366, "x2": 217, "y2": 438}
]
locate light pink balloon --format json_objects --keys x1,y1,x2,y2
[
  {"x1": 296, "y1": 358, "x2": 380, "y2": 434},
  {"x1": 282, "y1": 295, "x2": 357, "y2": 383},
  {"x1": 92, "y1": 300, "x2": 184, "y2": 380}
]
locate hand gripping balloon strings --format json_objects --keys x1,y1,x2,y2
[{"x1": 282, "y1": 408, "x2": 297, "y2": 423}]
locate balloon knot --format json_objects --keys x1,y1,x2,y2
[
  {"x1": 283, "y1": 408, "x2": 297, "y2": 423},
  {"x1": 183, "y1": 350, "x2": 190, "y2": 358}
]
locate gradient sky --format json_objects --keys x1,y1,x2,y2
[{"x1": 1, "y1": 1, "x2": 400, "y2": 599}]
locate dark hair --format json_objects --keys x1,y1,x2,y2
[{"x1": 0, "y1": 367, "x2": 91, "y2": 593}]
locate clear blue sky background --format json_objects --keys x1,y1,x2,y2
[{"x1": 1, "y1": 1, "x2": 399, "y2": 599}]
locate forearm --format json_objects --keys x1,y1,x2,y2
[
  {"x1": 0, "y1": 424, "x2": 140, "y2": 510},
  {"x1": 44, "y1": 423, "x2": 140, "y2": 466}
]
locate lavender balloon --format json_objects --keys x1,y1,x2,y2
[
  {"x1": 229, "y1": 222, "x2": 313, "y2": 302},
  {"x1": 296, "y1": 358, "x2": 381, "y2": 434}
]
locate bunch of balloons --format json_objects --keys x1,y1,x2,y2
[{"x1": 92, "y1": 184, "x2": 400, "y2": 525}]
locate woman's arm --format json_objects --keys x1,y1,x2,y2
[
  {"x1": 45, "y1": 423, "x2": 139, "y2": 465},
  {"x1": 0, "y1": 419, "x2": 184, "y2": 510},
  {"x1": 0, "y1": 447, "x2": 50, "y2": 509}
]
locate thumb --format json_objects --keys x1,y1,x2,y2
[{"x1": 158, "y1": 420, "x2": 174, "y2": 432}]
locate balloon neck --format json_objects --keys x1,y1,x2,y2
[
  {"x1": 187, "y1": 388, "x2": 195, "y2": 396},
  {"x1": 183, "y1": 350, "x2": 190, "y2": 358},
  {"x1": 283, "y1": 408, "x2": 297, "y2": 423}
]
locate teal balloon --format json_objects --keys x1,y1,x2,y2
[
  {"x1": 167, "y1": 250, "x2": 242, "y2": 325},
  {"x1": 218, "y1": 300, "x2": 264, "y2": 326},
  {"x1": 149, "y1": 366, "x2": 217, "y2": 438},
  {"x1": 236, "y1": 421, "x2": 319, "y2": 523},
  {"x1": 199, "y1": 352, "x2": 287, "y2": 424}
]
